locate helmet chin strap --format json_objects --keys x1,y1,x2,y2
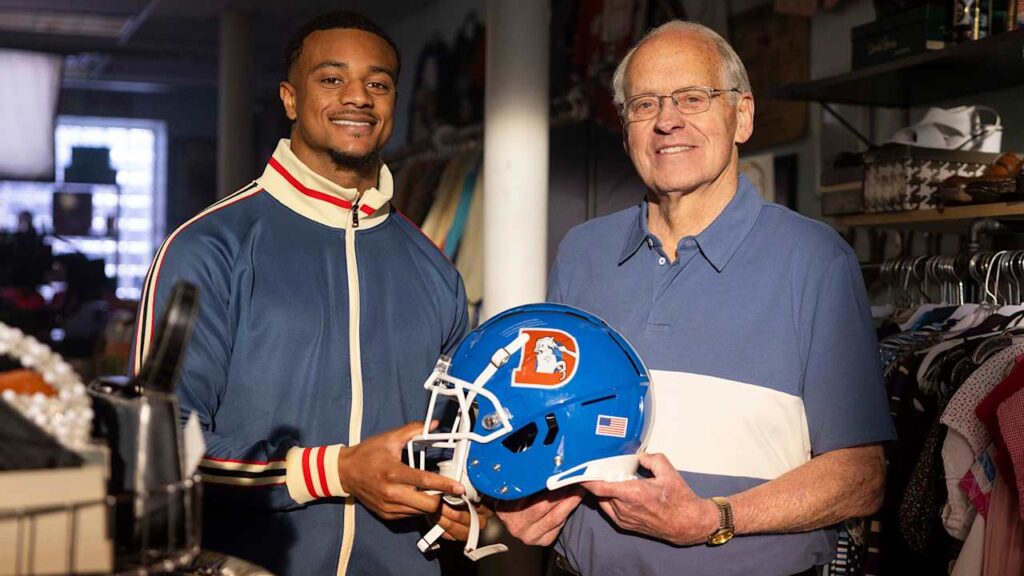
[
  {"x1": 416, "y1": 492, "x2": 509, "y2": 560},
  {"x1": 412, "y1": 332, "x2": 530, "y2": 561}
]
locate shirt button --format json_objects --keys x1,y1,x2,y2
[
  {"x1": 658, "y1": 257, "x2": 667, "y2": 266},
  {"x1": 646, "y1": 238, "x2": 654, "y2": 248}
]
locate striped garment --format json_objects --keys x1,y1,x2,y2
[
  {"x1": 131, "y1": 139, "x2": 467, "y2": 576},
  {"x1": 548, "y1": 176, "x2": 895, "y2": 576}
]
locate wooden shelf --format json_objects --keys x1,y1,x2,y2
[
  {"x1": 770, "y1": 29, "x2": 1024, "y2": 107},
  {"x1": 834, "y1": 202, "x2": 1024, "y2": 229}
]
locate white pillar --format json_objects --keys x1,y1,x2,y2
[
  {"x1": 217, "y1": 11, "x2": 254, "y2": 199},
  {"x1": 482, "y1": 0, "x2": 550, "y2": 319}
]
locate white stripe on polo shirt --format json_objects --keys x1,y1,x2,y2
[{"x1": 646, "y1": 369, "x2": 812, "y2": 480}]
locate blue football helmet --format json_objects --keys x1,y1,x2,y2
[{"x1": 408, "y1": 303, "x2": 653, "y2": 560}]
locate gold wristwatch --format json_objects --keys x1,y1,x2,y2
[{"x1": 706, "y1": 496, "x2": 735, "y2": 546}]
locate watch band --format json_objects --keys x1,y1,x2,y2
[{"x1": 707, "y1": 496, "x2": 735, "y2": 546}]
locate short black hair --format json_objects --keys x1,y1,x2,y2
[{"x1": 285, "y1": 11, "x2": 401, "y2": 79}]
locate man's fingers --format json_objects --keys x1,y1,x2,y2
[
  {"x1": 639, "y1": 452, "x2": 676, "y2": 477},
  {"x1": 555, "y1": 491, "x2": 585, "y2": 511},
  {"x1": 534, "y1": 491, "x2": 583, "y2": 533},
  {"x1": 439, "y1": 505, "x2": 472, "y2": 525},
  {"x1": 436, "y1": 513, "x2": 470, "y2": 541},
  {"x1": 384, "y1": 485, "x2": 444, "y2": 515},
  {"x1": 392, "y1": 420, "x2": 437, "y2": 445},
  {"x1": 582, "y1": 480, "x2": 622, "y2": 498},
  {"x1": 534, "y1": 524, "x2": 564, "y2": 547},
  {"x1": 596, "y1": 499, "x2": 621, "y2": 525},
  {"x1": 391, "y1": 466, "x2": 465, "y2": 495}
]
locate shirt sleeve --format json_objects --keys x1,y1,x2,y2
[
  {"x1": 129, "y1": 230, "x2": 345, "y2": 511},
  {"x1": 443, "y1": 273, "x2": 469, "y2": 355},
  {"x1": 547, "y1": 250, "x2": 567, "y2": 304},
  {"x1": 801, "y1": 250, "x2": 896, "y2": 456}
]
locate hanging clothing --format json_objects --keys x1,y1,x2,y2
[
  {"x1": 421, "y1": 152, "x2": 477, "y2": 246},
  {"x1": 941, "y1": 342, "x2": 1024, "y2": 538},
  {"x1": 442, "y1": 155, "x2": 481, "y2": 259},
  {"x1": 453, "y1": 163, "x2": 484, "y2": 325},
  {"x1": 976, "y1": 358, "x2": 1024, "y2": 486},
  {"x1": 950, "y1": 514, "x2": 985, "y2": 576},
  {"x1": 982, "y1": 475, "x2": 1024, "y2": 575},
  {"x1": 996, "y1": 387, "x2": 1024, "y2": 519}
]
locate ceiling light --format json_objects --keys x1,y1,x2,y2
[{"x1": 0, "y1": 10, "x2": 130, "y2": 38}]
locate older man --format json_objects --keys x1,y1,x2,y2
[{"x1": 498, "y1": 21, "x2": 894, "y2": 576}]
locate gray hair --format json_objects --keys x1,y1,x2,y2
[{"x1": 611, "y1": 21, "x2": 752, "y2": 107}]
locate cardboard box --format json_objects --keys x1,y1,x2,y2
[
  {"x1": 821, "y1": 182, "x2": 865, "y2": 216},
  {"x1": 0, "y1": 448, "x2": 112, "y2": 575}
]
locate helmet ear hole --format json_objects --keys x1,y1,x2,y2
[
  {"x1": 543, "y1": 413, "x2": 559, "y2": 445},
  {"x1": 501, "y1": 422, "x2": 539, "y2": 453}
]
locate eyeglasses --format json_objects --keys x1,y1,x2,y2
[{"x1": 621, "y1": 86, "x2": 742, "y2": 122}]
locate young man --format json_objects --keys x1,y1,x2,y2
[{"x1": 132, "y1": 11, "x2": 475, "y2": 576}]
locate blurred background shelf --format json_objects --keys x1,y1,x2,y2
[
  {"x1": 834, "y1": 202, "x2": 1024, "y2": 230},
  {"x1": 771, "y1": 28, "x2": 1024, "y2": 107}
]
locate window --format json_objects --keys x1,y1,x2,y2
[{"x1": 0, "y1": 116, "x2": 166, "y2": 301}]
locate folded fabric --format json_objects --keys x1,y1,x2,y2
[{"x1": 996, "y1": 387, "x2": 1024, "y2": 520}]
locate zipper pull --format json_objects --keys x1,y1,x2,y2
[{"x1": 352, "y1": 204, "x2": 360, "y2": 229}]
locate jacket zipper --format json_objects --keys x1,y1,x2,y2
[{"x1": 337, "y1": 202, "x2": 362, "y2": 576}]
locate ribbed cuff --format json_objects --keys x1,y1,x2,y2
[{"x1": 285, "y1": 444, "x2": 348, "y2": 504}]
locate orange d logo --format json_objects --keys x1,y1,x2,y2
[{"x1": 512, "y1": 329, "x2": 579, "y2": 388}]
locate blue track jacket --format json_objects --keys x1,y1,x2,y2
[{"x1": 130, "y1": 139, "x2": 467, "y2": 576}]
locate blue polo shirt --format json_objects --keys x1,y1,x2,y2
[{"x1": 548, "y1": 175, "x2": 895, "y2": 576}]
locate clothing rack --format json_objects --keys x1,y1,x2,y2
[
  {"x1": 878, "y1": 250, "x2": 1024, "y2": 312},
  {"x1": 386, "y1": 124, "x2": 482, "y2": 171},
  {"x1": 869, "y1": 248, "x2": 1024, "y2": 576}
]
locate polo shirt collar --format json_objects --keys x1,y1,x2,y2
[
  {"x1": 256, "y1": 139, "x2": 392, "y2": 230},
  {"x1": 618, "y1": 205, "x2": 651, "y2": 264},
  {"x1": 618, "y1": 174, "x2": 763, "y2": 272}
]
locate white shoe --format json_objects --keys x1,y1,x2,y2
[{"x1": 887, "y1": 106, "x2": 1002, "y2": 152}]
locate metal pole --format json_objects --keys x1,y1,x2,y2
[{"x1": 217, "y1": 11, "x2": 254, "y2": 199}]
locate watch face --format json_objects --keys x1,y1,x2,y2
[{"x1": 708, "y1": 530, "x2": 734, "y2": 546}]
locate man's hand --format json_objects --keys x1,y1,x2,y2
[
  {"x1": 433, "y1": 500, "x2": 493, "y2": 542},
  {"x1": 583, "y1": 452, "x2": 717, "y2": 546},
  {"x1": 337, "y1": 421, "x2": 464, "y2": 520},
  {"x1": 495, "y1": 486, "x2": 585, "y2": 546}
]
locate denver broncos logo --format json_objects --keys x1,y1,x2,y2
[{"x1": 512, "y1": 329, "x2": 579, "y2": 388}]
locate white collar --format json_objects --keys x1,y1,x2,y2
[{"x1": 256, "y1": 139, "x2": 392, "y2": 229}]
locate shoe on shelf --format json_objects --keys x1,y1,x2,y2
[
  {"x1": 888, "y1": 106, "x2": 1002, "y2": 153},
  {"x1": 940, "y1": 152, "x2": 1023, "y2": 206}
]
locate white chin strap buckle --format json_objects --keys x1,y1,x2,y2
[
  {"x1": 417, "y1": 460, "x2": 508, "y2": 560},
  {"x1": 416, "y1": 494, "x2": 509, "y2": 560}
]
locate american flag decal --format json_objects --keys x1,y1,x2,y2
[{"x1": 595, "y1": 415, "x2": 628, "y2": 438}]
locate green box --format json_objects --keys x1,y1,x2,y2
[{"x1": 852, "y1": 5, "x2": 948, "y2": 70}]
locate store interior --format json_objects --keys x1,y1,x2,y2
[{"x1": 2, "y1": 0, "x2": 1024, "y2": 574}]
